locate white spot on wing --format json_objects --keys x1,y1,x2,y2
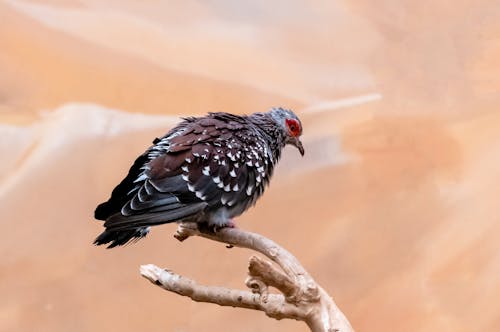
[
  {"x1": 195, "y1": 191, "x2": 206, "y2": 200},
  {"x1": 229, "y1": 169, "x2": 237, "y2": 177},
  {"x1": 246, "y1": 185, "x2": 254, "y2": 196},
  {"x1": 134, "y1": 173, "x2": 148, "y2": 183},
  {"x1": 202, "y1": 166, "x2": 210, "y2": 176}
]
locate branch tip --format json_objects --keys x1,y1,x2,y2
[{"x1": 140, "y1": 264, "x2": 163, "y2": 283}]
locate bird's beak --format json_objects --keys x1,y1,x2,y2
[{"x1": 293, "y1": 137, "x2": 305, "y2": 156}]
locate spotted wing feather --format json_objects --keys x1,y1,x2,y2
[{"x1": 94, "y1": 113, "x2": 275, "y2": 248}]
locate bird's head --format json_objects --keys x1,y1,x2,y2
[{"x1": 269, "y1": 107, "x2": 304, "y2": 156}]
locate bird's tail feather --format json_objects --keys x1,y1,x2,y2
[
  {"x1": 94, "y1": 202, "x2": 207, "y2": 248},
  {"x1": 93, "y1": 226, "x2": 151, "y2": 249}
]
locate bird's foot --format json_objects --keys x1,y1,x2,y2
[
  {"x1": 225, "y1": 219, "x2": 237, "y2": 228},
  {"x1": 212, "y1": 219, "x2": 237, "y2": 233},
  {"x1": 198, "y1": 219, "x2": 237, "y2": 234}
]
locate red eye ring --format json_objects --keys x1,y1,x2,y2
[{"x1": 285, "y1": 118, "x2": 301, "y2": 137}]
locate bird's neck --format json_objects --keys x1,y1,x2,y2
[{"x1": 248, "y1": 113, "x2": 285, "y2": 164}]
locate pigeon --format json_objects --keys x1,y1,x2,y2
[{"x1": 93, "y1": 107, "x2": 304, "y2": 248}]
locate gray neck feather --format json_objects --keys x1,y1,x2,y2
[{"x1": 248, "y1": 112, "x2": 286, "y2": 163}]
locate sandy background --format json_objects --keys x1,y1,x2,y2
[{"x1": 1, "y1": 0, "x2": 499, "y2": 331}]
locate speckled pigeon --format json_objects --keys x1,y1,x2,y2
[{"x1": 94, "y1": 107, "x2": 304, "y2": 248}]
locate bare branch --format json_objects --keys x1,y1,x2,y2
[
  {"x1": 142, "y1": 223, "x2": 354, "y2": 332},
  {"x1": 140, "y1": 264, "x2": 304, "y2": 320},
  {"x1": 175, "y1": 223, "x2": 318, "y2": 302},
  {"x1": 247, "y1": 255, "x2": 297, "y2": 299}
]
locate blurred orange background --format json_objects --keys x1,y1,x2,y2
[{"x1": 1, "y1": 1, "x2": 499, "y2": 331}]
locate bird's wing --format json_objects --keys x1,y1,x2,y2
[
  {"x1": 144, "y1": 114, "x2": 271, "y2": 214},
  {"x1": 96, "y1": 114, "x2": 271, "y2": 231}
]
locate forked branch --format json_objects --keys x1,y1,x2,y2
[{"x1": 140, "y1": 223, "x2": 353, "y2": 332}]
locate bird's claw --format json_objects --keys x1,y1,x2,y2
[{"x1": 211, "y1": 219, "x2": 237, "y2": 234}]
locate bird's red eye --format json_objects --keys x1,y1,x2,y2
[{"x1": 285, "y1": 118, "x2": 301, "y2": 137}]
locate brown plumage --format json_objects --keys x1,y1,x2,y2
[{"x1": 94, "y1": 108, "x2": 304, "y2": 248}]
